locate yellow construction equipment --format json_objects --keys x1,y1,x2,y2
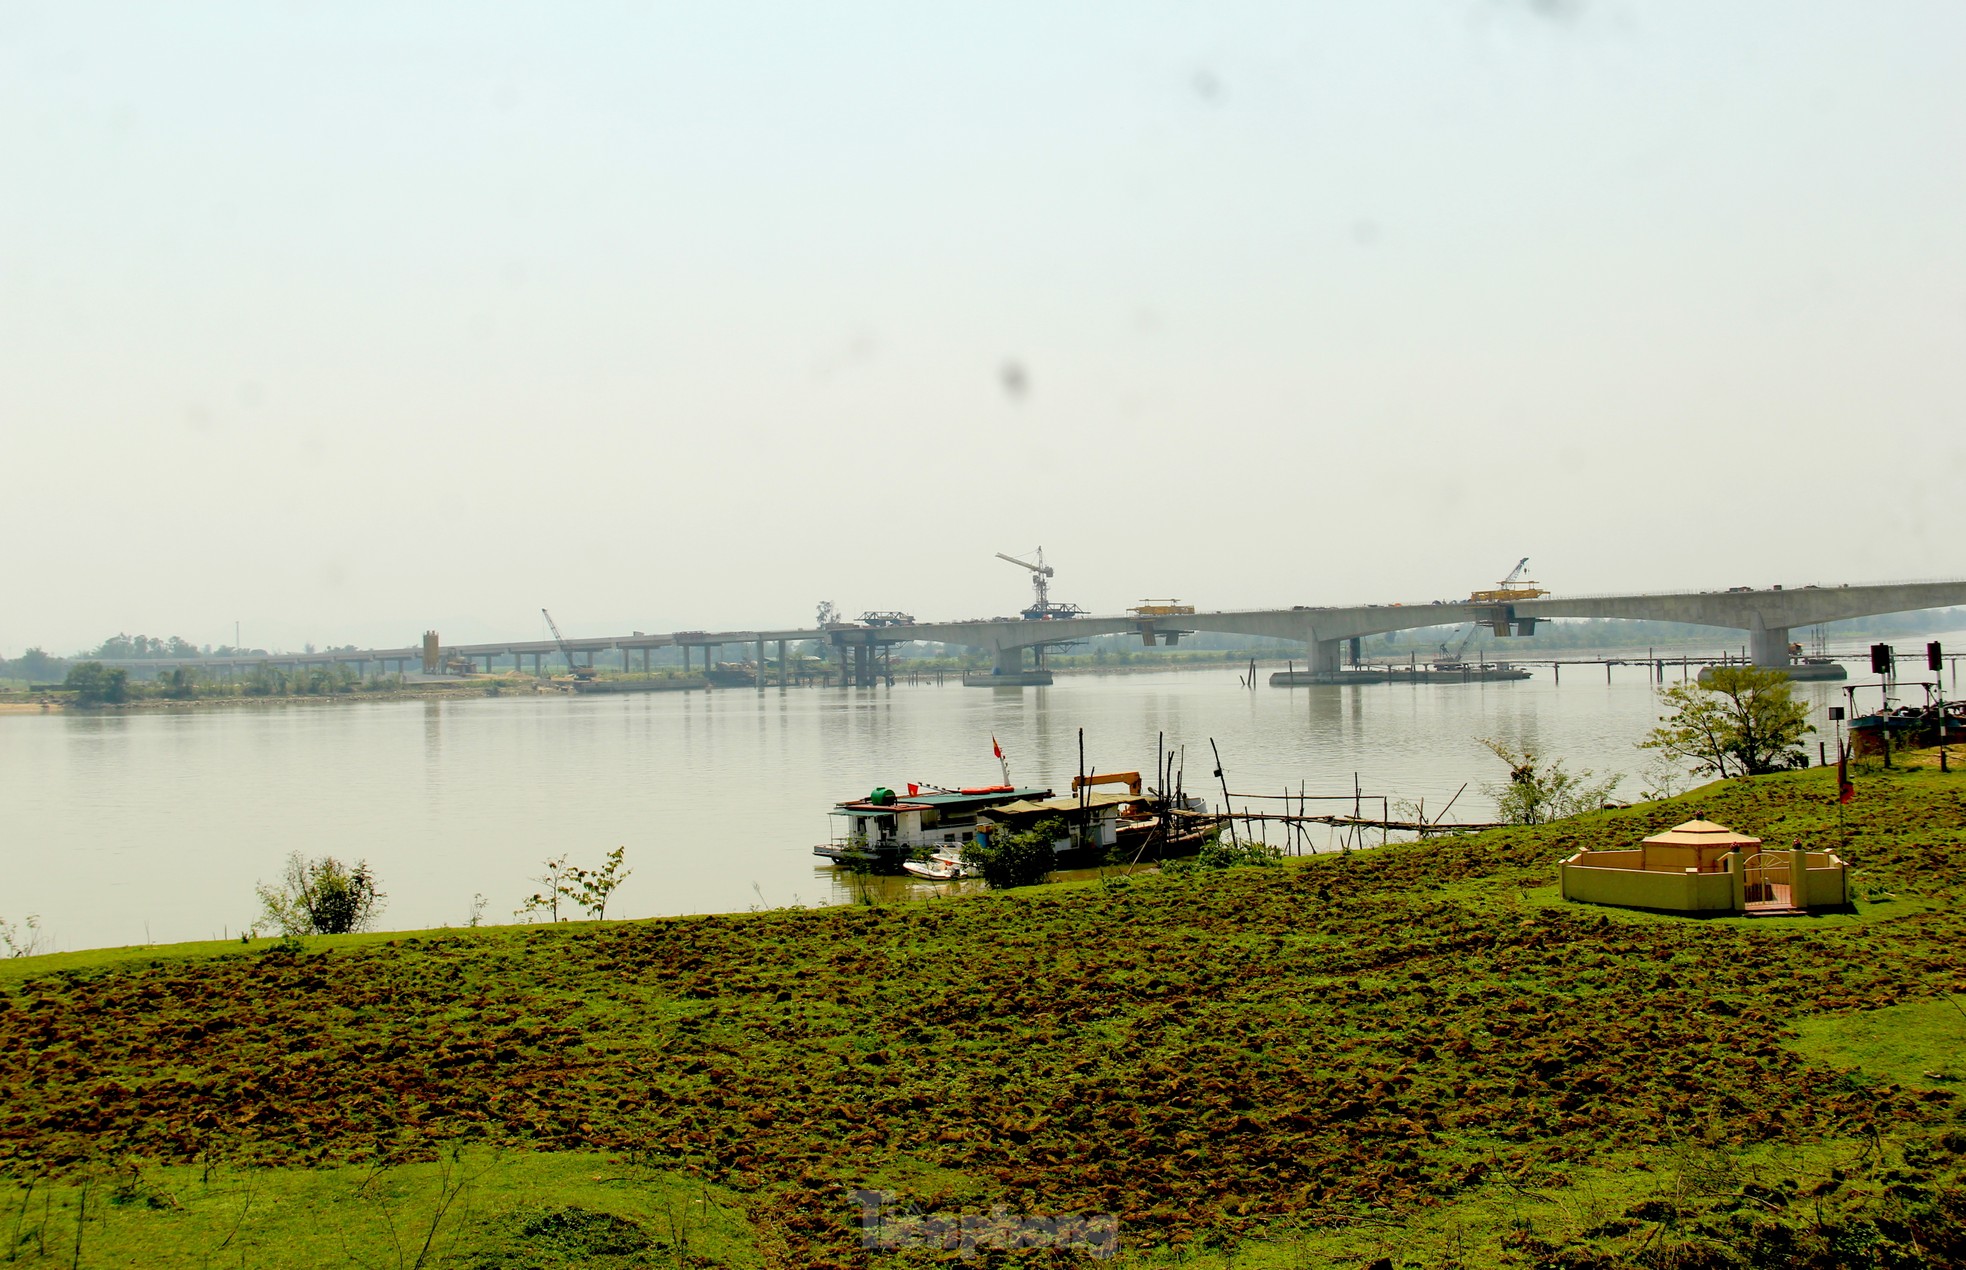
[
  {"x1": 1072, "y1": 771, "x2": 1144, "y2": 796},
  {"x1": 1129, "y1": 599, "x2": 1196, "y2": 617},
  {"x1": 1470, "y1": 558, "x2": 1548, "y2": 605}
]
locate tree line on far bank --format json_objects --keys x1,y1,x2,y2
[{"x1": 57, "y1": 661, "x2": 401, "y2": 704}]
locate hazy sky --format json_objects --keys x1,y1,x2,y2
[{"x1": 4, "y1": 2, "x2": 1963, "y2": 655}]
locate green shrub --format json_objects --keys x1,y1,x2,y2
[
  {"x1": 1196, "y1": 831, "x2": 1282, "y2": 869},
  {"x1": 255, "y1": 853, "x2": 385, "y2": 936},
  {"x1": 965, "y1": 817, "x2": 1064, "y2": 889},
  {"x1": 1480, "y1": 738, "x2": 1623, "y2": 826}
]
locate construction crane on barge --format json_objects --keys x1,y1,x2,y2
[
  {"x1": 995, "y1": 547, "x2": 1086, "y2": 620},
  {"x1": 540, "y1": 608, "x2": 599, "y2": 680}
]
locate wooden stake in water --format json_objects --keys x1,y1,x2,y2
[{"x1": 1210, "y1": 738, "x2": 1237, "y2": 846}]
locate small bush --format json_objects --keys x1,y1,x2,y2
[
  {"x1": 1480, "y1": 738, "x2": 1623, "y2": 826},
  {"x1": 1196, "y1": 831, "x2": 1283, "y2": 869},
  {"x1": 0, "y1": 914, "x2": 44, "y2": 958},
  {"x1": 515, "y1": 847, "x2": 633, "y2": 921},
  {"x1": 256, "y1": 852, "x2": 385, "y2": 936},
  {"x1": 965, "y1": 818, "x2": 1065, "y2": 890},
  {"x1": 1159, "y1": 830, "x2": 1281, "y2": 877}
]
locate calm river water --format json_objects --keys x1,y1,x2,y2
[{"x1": 0, "y1": 658, "x2": 1910, "y2": 953}]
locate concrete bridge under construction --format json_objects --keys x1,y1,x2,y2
[{"x1": 86, "y1": 578, "x2": 1966, "y2": 688}]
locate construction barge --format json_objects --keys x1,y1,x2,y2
[{"x1": 1271, "y1": 661, "x2": 1532, "y2": 687}]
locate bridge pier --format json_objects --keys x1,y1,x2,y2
[
  {"x1": 1750, "y1": 625, "x2": 1791, "y2": 670},
  {"x1": 777, "y1": 639, "x2": 788, "y2": 687},
  {"x1": 1311, "y1": 638, "x2": 1343, "y2": 676},
  {"x1": 755, "y1": 637, "x2": 766, "y2": 689},
  {"x1": 995, "y1": 645, "x2": 1023, "y2": 676}
]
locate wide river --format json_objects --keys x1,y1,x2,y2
[{"x1": 0, "y1": 651, "x2": 1933, "y2": 954}]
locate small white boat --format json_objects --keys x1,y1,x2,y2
[{"x1": 901, "y1": 847, "x2": 971, "y2": 881}]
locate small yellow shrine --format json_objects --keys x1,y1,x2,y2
[{"x1": 1558, "y1": 819, "x2": 1848, "y2": 915}]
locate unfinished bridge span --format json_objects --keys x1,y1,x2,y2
[
  {"x1": 76, "y1": 579, "x2": 1966, "y2": 686},
  {"x1": 884, "y1": 579, "x2": 1966, "y2": 681}
]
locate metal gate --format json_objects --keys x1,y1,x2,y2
[{"x1": 1741, "y1": 852, "x2": 1791, "y2": 908}]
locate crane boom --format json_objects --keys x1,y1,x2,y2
[
  {"x1": 995, "y1": 546, "x2": 1084, "y2": 620},
  {"x1": 994, "y1": 550, "x2": 1053, "y2": 577},
  {"x1": 540, "y1": 608, "x2": 597, "y2": 679}
]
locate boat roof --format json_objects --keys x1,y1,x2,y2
[
  {"x1": 980, "y1": 792, "x2": 1136, "y2": 818},
  {"x1": 832, "y1": 787, "x2": 1052, "y2": 815}
]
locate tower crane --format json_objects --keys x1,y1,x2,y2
[
  {"x1": 995, "y1": 548, "x2": 1085, "y2": 620},
  {"x1": 541, "y1": 608, "x2": 599, "y2": 680}
]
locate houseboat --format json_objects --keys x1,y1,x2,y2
[{"x1": 815, "y1": 784, "x2": 1053, "y2": 871}]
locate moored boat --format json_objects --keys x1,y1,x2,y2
[
  {"x1": 900, "y1": 846, "x2": 972, "y2": 881},
  {"x1": 815, "y1": 784, "x2": 1052, "y2": 871},
  {"x1": 1848, "y1": 701, "x2": 1966, "y2": 755}
]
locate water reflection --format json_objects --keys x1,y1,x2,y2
[{"x1": 0, "y1": 662, "x2": 1877, "y2": 952}]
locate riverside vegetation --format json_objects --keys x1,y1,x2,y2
[{"x1": 1, "y1": 760, "x2": 1963, "y2": 1267}]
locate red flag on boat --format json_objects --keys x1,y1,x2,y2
[
  {"x1": 992, "y1": 736, "x2": 1003, "y2": 760},
  {"x1": 907, "y1": 783, "x2": 919, "y2": 796},
  {"x1": 1837, "y1": 746, "x2": 1855, "y2": 804}
]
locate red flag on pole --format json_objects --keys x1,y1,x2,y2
[
  {"x1": 1837, "y1": 746, "x2": 1855, "y2": 804},
  {"x1": 992, "y1": 736, "x2": 1003, "y2": 760}
]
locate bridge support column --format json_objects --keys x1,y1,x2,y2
[
  {"x1": 755, "y1": 637, "x2": 766, "y2": 689},
  {"x1": 853, "y1": 643, "x2": 872, "y2": 687},
  {"x1": 777, "y1": 639, "x2": 788, "y2": 687},
  {"x1": 1311, "y1": 639, "x2": 1343, "y2": 676},
  {"x1": 995, "y1": 645, "x2": 1023, "y2": 676},
  {"x1": 1750, "y1": 625, "x2": 1791, "y2": 670},
  {"x1": 682, "y1": 645, "x2": 691, "y2": 672}
]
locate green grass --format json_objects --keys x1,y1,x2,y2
[
  {"x1": 1788, "y1": 997, "x2": 1966, "y2": 1089},
  {"x1": 0, "y1": 1149, "x2": 760, "y2": 1268},
  {"x1": 4, "y1": 761, "x2": 1965, "y2": 1267}
]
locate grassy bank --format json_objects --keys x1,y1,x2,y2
[{"x1": 3, "y1": 763, "x2": 1963, "y2": 1266}]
